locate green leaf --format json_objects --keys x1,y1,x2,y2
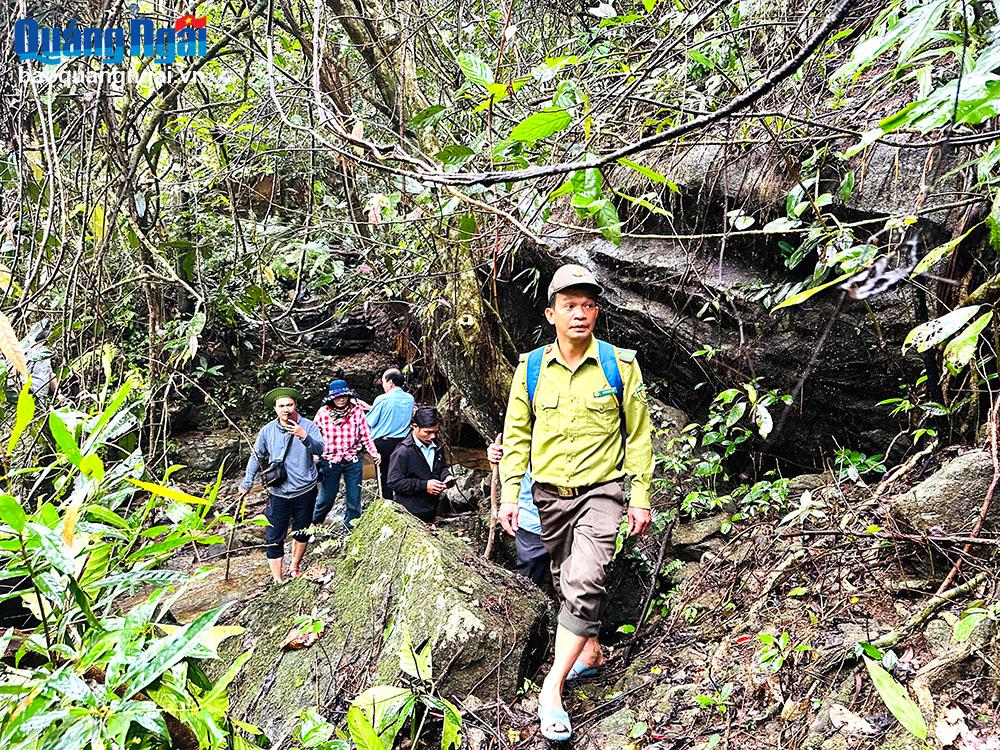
[
  {"x1": 116, "y1": 605, "x2": 228, "y2": 700},
  {"x1": 30, "y1": 522, "x2": 76, "y2": 574},
  {"x1": 594, "y1": 200, "x2": 622, "y2": 245},
  {"x1": 943, "y1": 311, "x2": 993, "y2": 370},
  {"x1": 864, "y1": 657, "x2": 927, "y2": 739},
  {"x1": 762, "y1": 217, "x2": 802, "y2": 234},
  {"x1": 435, "y1": 145, "x2": 476, "y2": 165},
  {"x1": 838, "y1": 170, "x2": 855, "y2": 201},
  {"x1": 987, "y1": 189, "x2": 1000, "y2": 251},
  {"x1": 912, "y1": 229, "x2": 974, "y2": 276},
  {"x1": 456, "y1": 53, "x2": 493, "y2": 86},
  {"x1": 787, "y1": 587, "x2": 809, "y2": 597},
  {"x1": 352, "y1": 685, "x2": 415, "y2": 748},
  {"x1": 7, "y1": 380, "x2": 35, "y2": 455},
  {"x1": 409, "y1": 104, "x2": 447, "y2": 129},
  {"x1": 399, "y1": 632, "x2": 433, "y2": 682},
  {"x1": 0, "y1": 494, "x2": 27, "y2": 533},
  {"x1": 346, "y1": 705, "x2": 384, "y2": 750},
  {"x1": 618, "y1": 157, "x2": 667, "y2": 183},
  {"x1": 902, "y1": 305, "x2": 982, "y2": 354},
  {"x1": 48, "y1": 413, "x2": 82, "y2": 467},
  {"x1": 630, "y1": 721, "x2": 649, "y2": 739},
  {"x1": 509, "y1": 109, "x2": 571, "y2": 142},
  {"x1": 772, "y1": 272, "x2": 853, "y2": 310},
  {"x1": 952, "y1": 612, "x2": 987, "y2": 643},
  {"x1": 688, "y1": 49, "x2": 714, "y2": 69}
]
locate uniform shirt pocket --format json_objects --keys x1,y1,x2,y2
[
  {"x1": 534, "y1": 392, "x2": 561, "y2": 435},
  {"x1": 583, "y1": 395, "x2": 620, "y2": 436}
]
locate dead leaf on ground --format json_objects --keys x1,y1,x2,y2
[
  {"x1": 830, "y1": 703, "x2": 876, "y2": 735},
  {"x1": 936, "y1": 705, "x2": 969, "y2": 747},
  {"x1": 281, "y1": 621, "x2": 326, "y2": 650}
]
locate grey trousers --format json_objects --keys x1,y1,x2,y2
[{"x1": 533, "y1": 480, "x2": 625, "y2": 636}]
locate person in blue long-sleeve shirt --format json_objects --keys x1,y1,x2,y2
[
  {"x1": 364, "y1": 368, "x2": 415, "y2": 498},
  {"x1": 239, "y1": 388, "x2": 325, "y2": 583}
]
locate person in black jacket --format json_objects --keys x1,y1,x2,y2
[{"x1": 386, "y1": 406, "x2": 453, "y2": 524}]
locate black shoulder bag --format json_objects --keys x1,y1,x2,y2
[{"x1": 259, "y1": 432, "x2": 295, "y2": 488}]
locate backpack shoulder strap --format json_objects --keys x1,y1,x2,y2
[
  {"x1": 596, "y1": 339, "x2": 629, "y2": 470},
  {"x1": 525, "y1": 345, "x2": 547, "y2": 407},
  {"x1": 596, "y1": 339, "x2": 625, "y2": 404}
]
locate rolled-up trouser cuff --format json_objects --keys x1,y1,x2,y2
[{"x1": 558, "y1": 606, "x2": 601, "y2": 637}]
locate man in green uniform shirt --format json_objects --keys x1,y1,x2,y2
[{"x1": 499, "y1": 264, "x2": 654, "y2": 741}]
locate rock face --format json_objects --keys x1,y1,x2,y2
[
  {"x1": 216, "y1": 500, "x2": 551, "y2": 745},
  {"x1": 170, "y1": 430, "x2": 249, "y2": 480},
  {"x1": 889, "y1": 448, "x2": 997, "y2": 532}
]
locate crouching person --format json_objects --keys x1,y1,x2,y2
[
  {"x1": 386, "y1": 405, "x2": 453, "y2": 526},
  {"x1": 239, "y1": 388, "x2": 325, "y2": 583}
]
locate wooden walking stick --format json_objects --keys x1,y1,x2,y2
[
  {"x1": 484, "y1": 433, "x2": 501, "y2": 559},
  {"x1": 375, "y1": 456, "x2": 385, "y2": 500}
]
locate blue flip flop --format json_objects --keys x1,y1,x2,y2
[
  {"x1": 566, "y1": 659, "x2": 601, "y2": 681},
  {"x1": 538, "y1": 704, "x2": 572, "y2": 742}
]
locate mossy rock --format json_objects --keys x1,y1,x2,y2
[{"x1": 215, "y1": 500, "x2": 551, "y2": 745}]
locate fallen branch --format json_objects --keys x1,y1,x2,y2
[{"x1": 810, "y1": 570, "x2": 989, "y2": 677}]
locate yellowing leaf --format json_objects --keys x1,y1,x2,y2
[
  {"x1": 0, "y1": 310, "x2": 27, "y2": 378},
  {"x1": 126, "y1": 478, "x2": 211, "y2": 505},
  {"x1": 23, "y1": 150, "x2": 45, "y2": 181},
  {"x1": 89, "y1": 204, "x2": 106, "y2": 242},
  {"x1": 772, "y1": 273, "x2": 853, "y2": 311}
]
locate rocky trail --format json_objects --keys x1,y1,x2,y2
[{"x1": 149, "y1": 437, "x2": 999, "y2": 750}]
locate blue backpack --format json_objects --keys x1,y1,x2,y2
[{"x1": 524, "y1": 339, "x2": 628, "y2": 468}]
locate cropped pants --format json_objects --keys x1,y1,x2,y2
[{"x1": 533, "y1": 479, "x2": 625, "y2": 636}]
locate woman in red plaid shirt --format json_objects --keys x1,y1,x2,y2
[{"x1": 311, "y1": 379, "x2": 380, "y2": 532}]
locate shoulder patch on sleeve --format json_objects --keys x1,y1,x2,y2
[{"x1": 617, "y1": 347, "x2": 637, "y2": 363}]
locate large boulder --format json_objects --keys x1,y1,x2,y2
[
  {"x1": 215, "y1": 500, "x2": 551, "y2": 744},
  {"x1": 170, "y1": 430, "x2": 249, "y2": 480},
  {"x1": 889, "y1": 448, "x2": 998, "y2": 532}
]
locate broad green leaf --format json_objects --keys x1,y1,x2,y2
[
  {"x1": 438, "y1": 696, "x2": 462, "y2": 750},
  {"x1": 594, "y1": 200, "x2": 622, "y2": 245},
  {"x1": 509, "y1": 108, "x2": 571, "y2": 142},
  {"x1": 952, "y1": 612, "x2": 987, "y2": 643},
  {"x1": 347, "y1": 705, "x2": 385, "y2": 750},
  {"x1": 456, "y1": 53, "x2": 493, "y2": 86},
  {"x1": 435, "y1": 145, "x2": 476, "y2": 165},
  {"x1": 772, "y1": 273, "x2": 853, "y2": 310},
  {"x1": 896, "y1": 0, "x2": 946, "y2": 64},
  {"x1": 48, "y1": 413, "x2": 82, "y2": 467},
  {"x1": 762, "y1": 217, "x2": 801, "y2": 233},
  {"x1": 409, "y1": 104, "x2": 446, "y2": 129},
  {"x1": 902, "y1": 305, "x2": 982, "y2": 354},
  {"x1": 911, "y1": 229, "x2": 974, "y2": 276},
  {"x1": 29, "y1": 522, "x2": 75, "y2": 575},
  {"x1": 126, "y1": 478, "x2": 211, "y2": 505},
  {"x1": 0, "y1": 494, "x2": 27, "y2": 533},
  {"x1": 7, "y1": 380, "x2": 35, "y2": 455},
  {"x1": 618, "y1": 157, "x2": 666, "y2": 183},
  {"x1": 352, "y1": 685, "x2": 415, "y2": 748},
  {"x1": 943, "y1": 311, "x2": 993, "y2": 370},
  {"x1": 399, "y1": 628, "x2": 433, "y2": 681},
  {"x1": 864, "y1": 657, "x2": 927, "y2": 739},
  {"x1": 156, "y1": 624, "x2": 245, "y2": 659},
  {"x1": 116, "y1": 605, "x2": 228, "y2": 700}
]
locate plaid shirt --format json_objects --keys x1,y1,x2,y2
[{"x1": 313, "y1": 404, "x2": 377, "y2": 463}]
